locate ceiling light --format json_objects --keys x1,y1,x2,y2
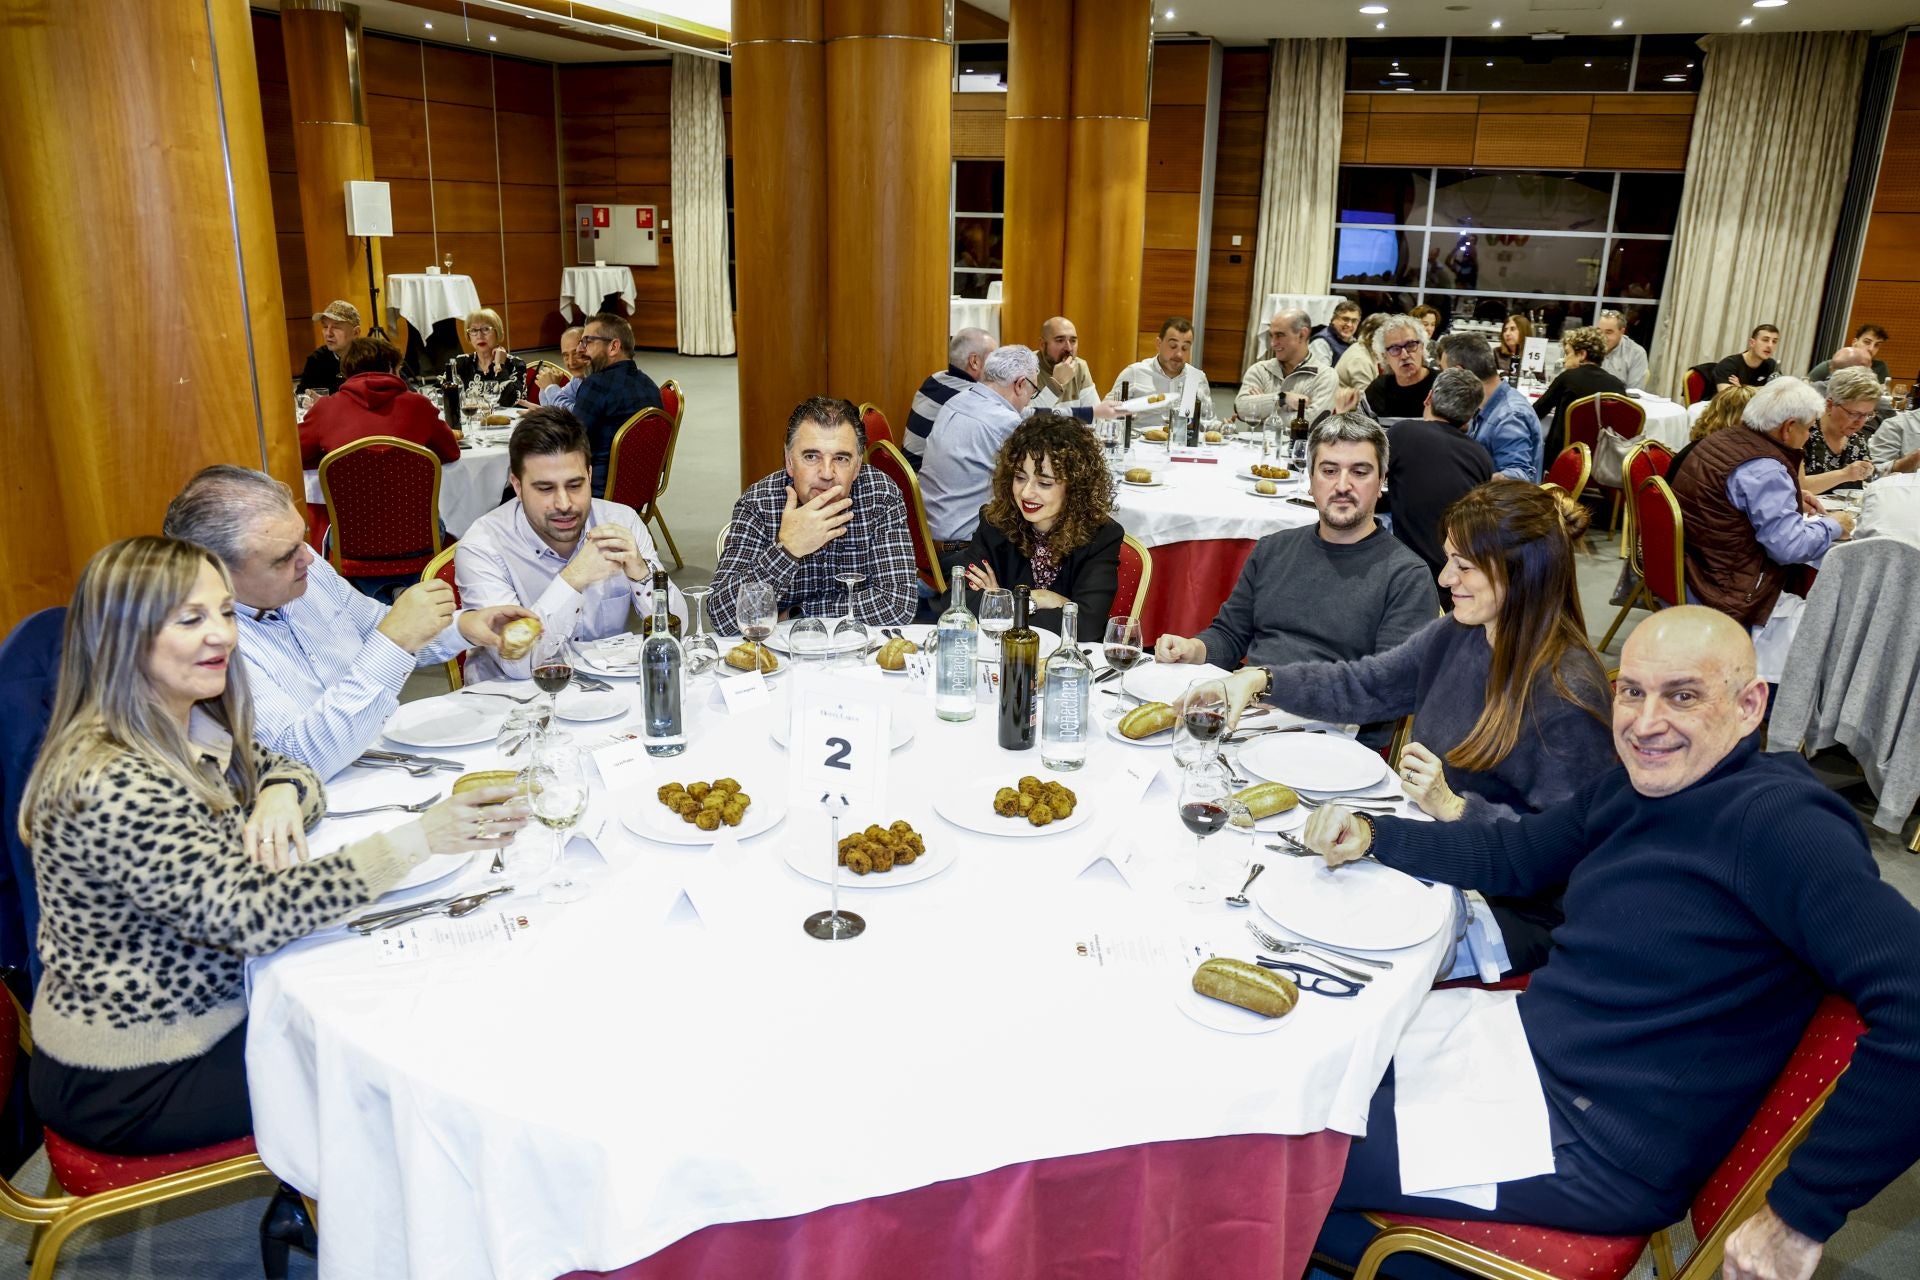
[
  {"x1": 1686, "y1": 62, "x2": 1694, "y2": 67},
  {"x1": 1740, "y1": 14, "x2": 1753, "y2": 21},
  {"x1": 1663, "y1": 73, "x2": 1686, "y2": 81},
  {"x1": 1390, "y1": 70, "x2": 1411, "y2": 77},
  {"x1": 1165, "y1": 8, "x2": 1176, "y2": 17},
  {"x1": 1584, "y1": 61, "x2": 1592, "y2": 67},
  {"x1": 1376, "y1": 21, "x2": 1387, "y2": 28},
  {"x1": 488, "y1": 33, "x2": 497, "y2": 41},
  {"x1": 1490, "y1": 19, "x2": 1502, "y2": 28},
  {"x1": 423, "y1": 21, "x2": 433, "y2": 28},
  {"x1": 1611, "y1": 18, "x2": 1624, "y2": 26},
  {"x1": 1485, "y1": 60, "x2": 1494, "y2": 66},
  {"x1": 1360, "y1": 4, "x2": 1389, "y2": 12},
  {"x1": 1395, "y1": 86, "x2": 1415, "y2": 92},
  {"x1": 1752, "y1": 0, "x2": 1788, "y2": 6}
]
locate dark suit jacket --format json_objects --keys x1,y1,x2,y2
[{"x1": 963, "y1": 515, "x2": 1124, "y2": 642}]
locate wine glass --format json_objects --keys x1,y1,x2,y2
[
  {"x1": 680, "y1": 584, "x2": 719, "y2": 679},
  {"x1": 530, "y1": 626, "x2": 571, "y2": 717},
  {"x1": 528, "y1": 737, "x2": 589, "y2": 904},
  {"x1": 1177, "y1": 758, "x2": 1245, "y2": 904},
  {"x1": 1173, "y1": 678, "x2": 1229, "y2": 770},
  {"x1": 737, "y1": 581, "x2": 776, "y2": 650},
  {"x1": 1100, "y1": 615, "x2": 1144, "y2": 721},
  {"x1": 787, "y1": 616, "x2": 831, "y2": 669},
  {"x1": 831, "y1": 572, "x2": 868, "y2": 664},
  {"x1": 978, "y1": 587, "x2": 1013, "y2": 659},
  {"x1": 443, "y1": 252, "x2": 455, "y2": 275}
]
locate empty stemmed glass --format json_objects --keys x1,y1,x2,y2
[
  {"x1": 680, "y1": 584, "x2": 720, "y2": 679},
  {"x1": 527, "y1": 736, "x2": 589, "y2": 903},
  {"x1": 787, "y1": 616, "x2": 831, "y2": 669},
  {"x1": 832, "y1": 572, "x2": 868, "y2": 664},
  {"x1": 978, "y1": 587, "x2": 1013, "y2": 658},
  {"x1": 1173, "y1": 678, "x2": 1229, "y2": 770},
  {"x1": 1177, "y1": 758, "x2": 1248, "y2": 904}
]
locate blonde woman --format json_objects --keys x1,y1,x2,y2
[
  {"x1": 1331, "y1": 313, "x2": 1389, "y2": 411},
  {"x1": 21, "y1": 537, "x2": 526, "y2": 1155},
  {"x1": 451, "y1": 307, "x2": 527, "y2": 408},
  {"x1": 1690, "y1": 384, "x2": 1757, "y2": 443}
]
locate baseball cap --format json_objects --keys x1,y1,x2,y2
[{"x1": 313, "y1": 299, "x2": 360, "y2": 325}]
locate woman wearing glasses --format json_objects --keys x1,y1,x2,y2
[
  {"x1": 1532, "y1": 325, "x2": 1627, "y2": 461},
  {"x1": 451, "y1": 307, "x2": 527, "y2": 408},
  {"x1": 1801, "y1": 366, "x2": 1886, "y2": 494}
]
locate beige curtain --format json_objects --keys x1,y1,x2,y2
[
  {"x1": 1649, "y1": 31, "x2": 1867, "y2": 396},
  {"x1": 1243, "y1": 38, "x2": 1346, "y2": 372},
  {"x1": 670, "y1": 53, "x2": 736, "y2": 356}
]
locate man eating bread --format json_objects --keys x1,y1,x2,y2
[{"x1": 456, "y1": 407, "x2": 684, "y2": 684}]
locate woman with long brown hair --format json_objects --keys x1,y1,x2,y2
[
  {"x1": 1217, "y1": 478, "x2": 1613, "y2": 974},
  {"x1": 1496, "y1": 313, "x2": 1533, "y2": 363}
]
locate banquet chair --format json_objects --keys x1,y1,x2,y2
[
  {"x1": 1563, "y1": 393, "x2": 1643, "y2": 534},
  {"x1": 859, "y1": 402, "x2": 896, "y2": 448},
  {"x1": 1599, "y1": 441, "x2": 1673, "y2": 641},
  {"x1": 1542, "y1": 443, "x2": 1591, "y2": 502},
  {"x1": 715, "y1": 521, "x2": 732, "y2": 564},
  {"x1": 864, "y1": 438, "x2": 946, "y2": 595},
  {"x1": 1599, "y1": 471, "x2": 1684, "y2": 651},
  {"x1": 604, "y1": 406, "x2": 684, "y2": 571},
  {"x1": 1111, "y1": 535, "x2": 1154, "y2": 624},
  {"x1": 421, "y1": 546, "x2": 466, "y2": 690},
  {"x1": 1350, "y1": 994, "x2": 1865, "y2": 1280},
  {"x1": 660, "y1": 378, "x2": 684, "y2": 430},
  {"x1": 1683, "y1": 364, "x2": 1716, "y2": 406},
  {"x1": 317, "y1": 436, "x2": 445, "y2": 586},
  {"x1": 0, "y1": 990, "x2": 285, "y2": 1280},
  {"x1": 525, "y1": 364, "x2": 565, "y2": 404}
]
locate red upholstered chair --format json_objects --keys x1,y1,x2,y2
[
  {"x1": 1352, "y1": 995, "x2": 1866, "y2": 1280},
  {"x1": 0, "y1": 991, "x2": 279, "y2": 1280},
  {"x1": 660, "y1": 378, "x2": 684, "y2": 430},
  {"x1": 422, "y1": 545, "x2": 465, "y2": 690},
  {"x1": 1543, "y1": 443, "x2": 1592, "y2": 502},
  {"x1": 1683, "y1": 364, "x2": 1716, "y2": 406},
  {"x1": 317, "y1": 436, "x2": 445, "y2": 583},
  {"x1": 1111, "y1": 534, "x2": 1153, "y2": 625},
  {"x1": 864, "y1": 438, "x2": 946, "y2": 595},
  {"x1": 1600, "y1": 472, "x2": 1685, "y2": 650},
  {"x1": 1563, "y1": 393, "x2": 1643, "y2": 534},
  {"x1": 526, "y1": 363, "x2": 566, "y2": 405},
  {"x1": 1599, "y1": 442, "x2": 1674, "y2": 649},
  {"x1": 859, "y1": 402, "x2": 896, "y2": 449},
  {"x1": 604, "y1": 406, "x2": 684, "y2": 570}
]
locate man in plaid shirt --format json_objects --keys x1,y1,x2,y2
[{"x1": 707, "y1": 396, "x2": 919, "y2": 634}]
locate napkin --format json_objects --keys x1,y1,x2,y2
[{"x1": 1392, "y1": 989, "x2": 1553, "y2": 1206}]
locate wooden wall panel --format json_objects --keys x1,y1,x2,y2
[
  {"x1": 953, "y1": 100, "x2": 1007, "y2": 158},
  {"x1": 386, "y1": 178, "x2": 435, "y2": 233},
  {"x1": 1214, "y1": 111, "x2": 1265, "y2": 195},
  {"x1": 431, "y1": 179, "x2": 504, "y2": 234},
  {"x1": 363, "y1": 31, "x2": 424, "y2": 97},
  {"x1": 423, "y1": 45, "x2": 493, "y2": 107},
  {"x1": 1584, "y1": 116, "x2": 1691, "y2": 170},
  {"x1": 1203, "y1": 47, "x2": 1268, "y2": 382},
  {"x1": 494, "y1": 56, "x2": 556, "y2": 114},
  {"x1": 502, "y1": 183, "x2": 562, "y2": 233},
  {"x1": 426, "y1": 103, "x2": 501, "y2": 183},
  {"x1": 1144, "y1": 192, "x2": 1201, "y2": 250},
  {"x1": 498, "y1": 110, "x2": 559, "y2": 177},
  {"x1": 1344, "y1": 92, "x2": 1694, "y2": 172},
  {"x1": 1140, "y1": 248, "x2": 1198, "y2": 321},
  {"x1": 1845, "y1": 42, "x2": 1920, "y2": 378},
  {"x1": 366, "y1": 94, "x2": 430, "y2": 178},
  {"x1": 1209, "y1": 193, "x2": 1257, "y2": 250},
  {"x1": 1150, "y1": 43, "x2": 1210, "y2": 104},
  {"x1": 1871, "y1": 110, "x2": 1920, "y2": 213},
  {"x1": 1368, "y1": 113, "x2": 1475, "y2": 165},
  {"x1": 1474, "y1": 114, "x2": 1589, "y2": 167},
  {"x1": 1146, "y1": 104, "x2": 1207, "y2": 191},
  {"x1": 1340, "y1": 113, "x2": 1368, "y2": 164}
]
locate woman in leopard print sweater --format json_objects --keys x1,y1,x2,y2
[{"x1": 18, "y1": 538, "x2": 527, "y2": 1154}]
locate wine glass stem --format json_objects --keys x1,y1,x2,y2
[{"x1": 551, "y1": 827, "x2": 566, "y2": 886}]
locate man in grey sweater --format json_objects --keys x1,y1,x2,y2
[{"x1": 1155, "y1": 414, "x2": 1437, "y2": 673}]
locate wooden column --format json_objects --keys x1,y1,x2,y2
[
  {"x1": 731, "y1": 0, "x2": 829, "y2": 484},
  {"x1": 0, "y1": 0, "x2": 299, "y2": 633},
  {"x1": 1062, "y1": 0, "x2": 1152, "y2": 388},
  {"x1": 1001, "y1": 0, "x2": 1073, "y2": 354},
  {"x1": 823, "y1": 0, "x2": 951, "y2": 441},
  {"x1": 282, "y1": 0, "x2": 380, "y2": 331}
]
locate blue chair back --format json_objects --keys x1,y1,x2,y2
[{"x1": 0, "y1": 606, "x2": 66, "y2": 984}]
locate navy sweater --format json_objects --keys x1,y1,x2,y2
[{"x1": 1371, "y1": 735, "x2": 1920, "y2": 1240}]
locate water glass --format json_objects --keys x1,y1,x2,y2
[{"x1": 528, "y1": 737, "x2": 589, "y2": 904}]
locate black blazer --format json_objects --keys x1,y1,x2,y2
[{"x1": 963, "y1": 514, "x2": 1124, "y2": 641}]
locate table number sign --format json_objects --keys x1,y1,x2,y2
[
  {"x1": 1521, "y1": 335, "x2": 1550, "y2": 377},
  {"x1": 787, "y1": 677, "x2": 892, "y2": 812}
]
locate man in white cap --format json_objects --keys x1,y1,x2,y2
[{"x1": 298, "y1": 299, "x2": 362, "y2": 395}]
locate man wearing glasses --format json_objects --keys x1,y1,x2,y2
[
  {"x1": 918, "y1": 344, "x2": 1047, "y2": 568},
  {"x1": 1360, "y1": 314, "x2": 1438, "y2": 420},
  {"x1": 569, "y1": 311, "x2": 663, "y2": 496}
]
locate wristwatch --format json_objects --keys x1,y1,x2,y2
[{"x1": 267, "y1": 773, "x2": 310, "y2": 807}]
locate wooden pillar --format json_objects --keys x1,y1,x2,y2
[
  {"x1": 1001, "y1": 0, "x2": 1074, "y2": 354},
  {"x1": 731, "y1": 0, "x2": 828, "y2": 484},
  {"x1": 1062, "y1": 0, "x2": 1152, "y2": 388},
  {"x1": 823, "y1": 0, "x2": 951, "y2": 444},
  {"x1": 0, "y1": 0, "x2": 300, "y2": 633},
  {"x1": 282, "y1": 0, "x2": 381, "y2": 333}
]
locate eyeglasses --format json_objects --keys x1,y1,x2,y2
[
  {"x1": 1830, "y1": 403, "x2": 1874, "y2": 424},
  {"x1": 1253, "y1": 958, "x2": 1363, "y2": 999},
  {"x1": 465, "y1": 327, "x2": 494, "y2": 336},
  {"x1": 1384, "y1": 340, "x2": 1424, "y2": 358},
  {"x1": 579, "y1": 334, "x2": 613, "y2": 346}
]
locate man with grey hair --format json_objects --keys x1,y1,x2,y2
[
  {"x1": 1596, "y1": 309, "x2": 1648, "y2": 390},
  {"x1": 904, "y1": 327, "x2": 996, "y2": 464},
  {"x1": 534, "y1": 324, "x2": 589, "y2": 411},
  {"x1": 919, "y1": 344, "x2": 1045, "y2": 553},
  {"x1": 1438, "y1": 332, "x2": 1543, "y2": 482},
  {"x1": 1155, "y1": 413, "x2": 1436, "y2": 703},
  {"x1": 1236, "y1": 308, "x2": 1338, "y2": 424},
  {"x1": 162, "y1": 466, "x2": 533, "y2": 778},
  {"x1": 1386, "y1": 367, "x2": 1495, "y2": 581},
  {"x1": 1359, "y1": 314, "x2": 1437, "y2": 419},
  {"x1": 1670, "y1": 376, "x2": 1851, "y2": 681}
]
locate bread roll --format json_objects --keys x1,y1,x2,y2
[
  {"x1": 1204, "y1": 430, "x2": 1223, "y2": 443},
  {"x1": 1255, "y1": 480, "x2": 1277, "y2": 495},
  {"x1": 1141, "y1": 428, "x2": 1169, "y2": 442},
  {"x1": 726, "y1": 641, "x2": 778, "y2": 673},
  {"x1": 1117, "y1": 701, "x2": 1176, "y2": 739},
  {"x1": 875, "y1": 636, "x2": 920, "y2": 670},
  {"x1": 453, "y1": 770, "x2": 521, "y2": 800},
  {"x1": 1232, "y1": 781, "x2": 1298, "y2": 819},
  {"x1": 1192, "y1": 958, "x2": 1298, "y2": 1018},
  {"x1": 1124, "y1": 467, "x2": 1154, "y2": 484},
  {"x1": 498, "y1": 616, "x2": 543, "y2": 661}
]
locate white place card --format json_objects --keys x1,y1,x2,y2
[
  {"x1": 717, "y1": 669, "x2": 770, "y2": 714},
  {"x1": 592, "y1": 737, "x2": 653, "y2": 792},
  {"x1": 373, "y1": 907, "x2": 534, "y2": 966},
  {"x1": 1075, "y1": 841, "x2": 1146, "y2": 890}
]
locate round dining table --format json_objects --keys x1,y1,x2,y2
[
  {"x1": 245, "y1": 650, "x2": 1454, "y2": 1280},
  {"x1": 302, "y1": 439, "x2": 512, "y2": 546}
]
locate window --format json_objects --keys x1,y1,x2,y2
[
  {"x1": 952, "y1": 160, "x2": 1004, "y2": 299},
  {"x1": 1331, "y1": 165, "x2": 1677, "y2": 351},
  {"x1": 1346, "y1": 35, "x2": 1703, "y2": 94},
  {"x1": 1347, "y1": 39, "x2": 1446, "y2": 91},
  {"x1": 1633, "y1": 35, "x2": 1704, "y2": 92},
  {"x1": 955, "y1": 41, "x2": 1007, "y2": 92}
]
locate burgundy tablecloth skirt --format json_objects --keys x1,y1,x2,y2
[
  {"x1": 1136, "y1": 538, "x2": 1258, "y2": 644},
  {"x1": 570, "y1": 1131, "x2": 1351, "y2": 1280}
]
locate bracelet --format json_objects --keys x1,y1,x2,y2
[
  {"x1": 266, "y1": 774, "x2": 309, "y2": 807},
  {"x1": 1354, "y1": 811, "x2": 1377, "y2": 854}
]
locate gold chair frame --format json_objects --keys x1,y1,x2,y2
[
  {"x1": 1117, "y1": 533, "x2": 1154, "y2": 626},
  {"x1": 604, "y1": 405, "x2": 685, "y2": 571}
]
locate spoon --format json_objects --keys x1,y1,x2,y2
[{"x1": 1225, "y1": 862, "x2": 1265, "y2": 908}]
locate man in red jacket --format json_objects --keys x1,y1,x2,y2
[{"x1": 299, "y1": 337, "x2": 462, "y2": 467}]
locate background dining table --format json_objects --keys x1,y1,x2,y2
[
  {"x1": 245, "y1": 653, "x2": 1452, "y2": 1280},
  {"x1": 302, "y1": 438, "x2": 512, "y2": 545}
]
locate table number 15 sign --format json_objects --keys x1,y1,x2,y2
[{"x1": 788, "y1": 680, "x2": 892, "y2": 811}]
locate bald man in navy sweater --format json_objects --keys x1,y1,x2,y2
[{"x1": 1305, "y1": 607, "x2": 1920, "y2": 1280}]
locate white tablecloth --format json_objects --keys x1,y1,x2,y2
[
  {"x1": 302, "y1": 443, "x2": 509, "y2": 539},
  {"x1": 1633, "y1": 393, "x2": 1692, "y2": 451},
  {"x1": 1113, "y1": 442, "x2": 1318, "y2": 547},
  {"x1": 385, "y1": 274, "x2": 482, "y2": 338},
  {"x1": 1259, "y1": 293, "x2": 1347, "y2": 330},
  {"x1": 560, "y1": 266, "x2": 638, "y2": 321},
  {"x1": 246, "y1": 667, "x2": 1451, "y2": 1279},
  {"x1": 950, "y1": 297, "x2": 1001, "y2": 341}
]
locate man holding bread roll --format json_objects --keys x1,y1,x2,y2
[
  {"x1": 1305, "y1": 608, "x2": 1920, "y2": 1280},
  {"x1": 163, "y1": 467, "x2": 536, "y2": 780},
  {"x1": 457, "y1": 407, "x2": 684, "y2": 684}
]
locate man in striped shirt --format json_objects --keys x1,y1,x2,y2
[
  {"x1": 163, "y1": 466, "x2": 533, "y2": 780},
  {"x1": 903, "y1": 327, "x2": 995, "y2": 466}
]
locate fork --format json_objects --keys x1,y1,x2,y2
[
  {"x1": 1295, "y1": 792, "x2": 1401, "y2": 813},
  {"x1": 326, "y1": 791, "x2": 443, "y2": 819},
  {"x1": 1246, "y1": 919, "x2": 1393, "y2": 974},
  {"x1": 458, "y1": 687, "x2": 540, "y2": 703},
  {"x1": 350, "y1": 758, "x2": 437, "y2": 778}
]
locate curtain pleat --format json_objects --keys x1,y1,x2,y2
[
  {"x1": 1243, "y1": 38, "x2": 1346, "y2": 372},
  {"x1": 670, "y1": 54, "x2": 736, "y2": 356},
  {"x1": 1648, "y1": 31, "x2": 1867, "y2": 395}
]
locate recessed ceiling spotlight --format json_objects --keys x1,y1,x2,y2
[
  {"x1": 1376, "y1": 21, "x2": 1387, "y2": 28},
  {"x1": 1165, "y1": 8, "x2": 1176, "y2": 17},
  {"x1": 1490, "y1": 19, "x2": 1503, "y2": 28},
  {"x1": 1485, "y1": 60, "x2": 1494, "y2": 66},
  {"x1": 487, "y1": 33, "x2": 497, "y2": 41},
  {"x1": 1611, "y1": 18, "x2": 1625, "y2": 26},
  {"x1": 1360, "y1": 4, "x2": 1389, "y2": 12},
  {"x1": 1391, "y1": 70, "x2": 1411, "y2": 77},
  {"x1": 1740, "y1": 14, "x2": 1753, "y2": 21},
  {"x1": 1584, "y1": 61, "x2": 1592, "y2": 67},
  {"x1": 1392, "y1": 59, "x2": 1400, "y2": 65},
  {"x1": 1663, "y1": 73, "x2": 1687, "y2": 81},
  {"x1": 1752, "y1": 0, "x2": 1788, "y2": 6},
  {"x1": 423, "y1": 21, "x2": 433, "y2": 29},
  {"x1": 1686, "y1": 62, "x2": 1694, "y2": 67},
  {"x1": 1395, "y1": 86, "x2": 1415, "y2": 92}
]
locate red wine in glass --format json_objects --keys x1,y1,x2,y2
[
  {"x1": 1179, "y1": 800, "x2": 1230, "y2": 837},
  {"x1": 1103, "y1": 644, "x2": 1144, "y2": 672},
  {"x1": 1182, "y1": 707, "x2": 1226, "y2": 743},
  {"x1": 532, "y1": 664, "x2": 573, "y2": 697}
]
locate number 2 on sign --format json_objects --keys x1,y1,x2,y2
[
  {"x1": 824, "y1": 738, "x2": 853, "y2": 770},
  {"x1": 794, "y1": 691, "x2": 889, "y2": 809}
]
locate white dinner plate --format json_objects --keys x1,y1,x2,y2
[
  {"x1": 620, "y1": 785, "x2": 788, "y2": 846},
  {"x1": 1251, "y1": 856, "x2": 1450, "y2": 952},
  {"x1": 1118, "y1": 476, "x2": 1167, "y2": 489},
  {"x1": 932, "y1": 778, "x2": 1093, "y2": 839},
  {"x1": 1176, "y1": 979, "x2": 1294, "y2": 1035},
  {"x1": 382, "y1": 851, "x2": 477, "y2": 897},
  {"x1": 555, "y1": 688, "x2": 628, "y2": 721},
  {"x1": 783, "y1": 835, "x2": 956, "y2": 889},
  {"x1": 1121, "y1": 661, "x2": 1234, "y2": 705},
  {"x1": 383, "y1": 698, "x2": 507, "y2": 748},
  {"x1": 1239, "y1": 732, "x2": 1390, "y2": 794},
  {"x1": 714, "y1": 644, "x2": 786, "y2": 679},
  {"x1": 1246, "y1": 485, "x2": 1293, "y2": 500},
  {"x1": 573, "y1": 636, "x2": 642, "y2": 677},
  {"x1": 770, "y1": 714, "x2": 916, "y2": 753},
  {"x1": 1235, "y1": 469, "x2": 1299, "y2": 483}
]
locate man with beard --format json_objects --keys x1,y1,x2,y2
[
  {"x1": 1106, "y1": 316, "x2": 1216, "y2": 433},
  {"x1": 1154, "y1": 413, "x2": 1435, "y2": 678},
  {"x1": 568, "y1": 311, "x2": 664, "y2": 495},
  {"x1": 455, "y1": 407, "x2": 683, "y2": 684}
]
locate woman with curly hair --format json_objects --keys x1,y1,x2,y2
[
  {"x1": 1533, "y1": 325, "x2": 1627, "y2": 461},
  {"x1": 960, "y1": 411, "x2": 1123, "y2": 641}
]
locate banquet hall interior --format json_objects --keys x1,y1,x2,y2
[{"x1": 3, "y1": 0, "x2": 1920, "y2": 1277}]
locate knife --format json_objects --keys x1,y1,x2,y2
[
  {"x1": 347, "y1": 891, "x2": 465, "y2": 929},
  {"x1": 362, "y1": 749, "x2": 467, "y2": 770},
  {"x1": 350, "y1": 886, "x2": 514, "y2": 934}
]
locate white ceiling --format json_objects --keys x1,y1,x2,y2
[
  {"x1": 971, "y1": 0, "x2": 1920, "y2": 42},
  {"x1": 254, "y1": 0, "x2": 673, "y2": 63}
]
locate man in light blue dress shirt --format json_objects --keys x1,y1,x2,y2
[
  {"x1": 919, "y1": 344, "x2": 1040, "y2": 549},
  {"x1": 163, "y1": 466, "x2": 533, "y2": 780}
]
